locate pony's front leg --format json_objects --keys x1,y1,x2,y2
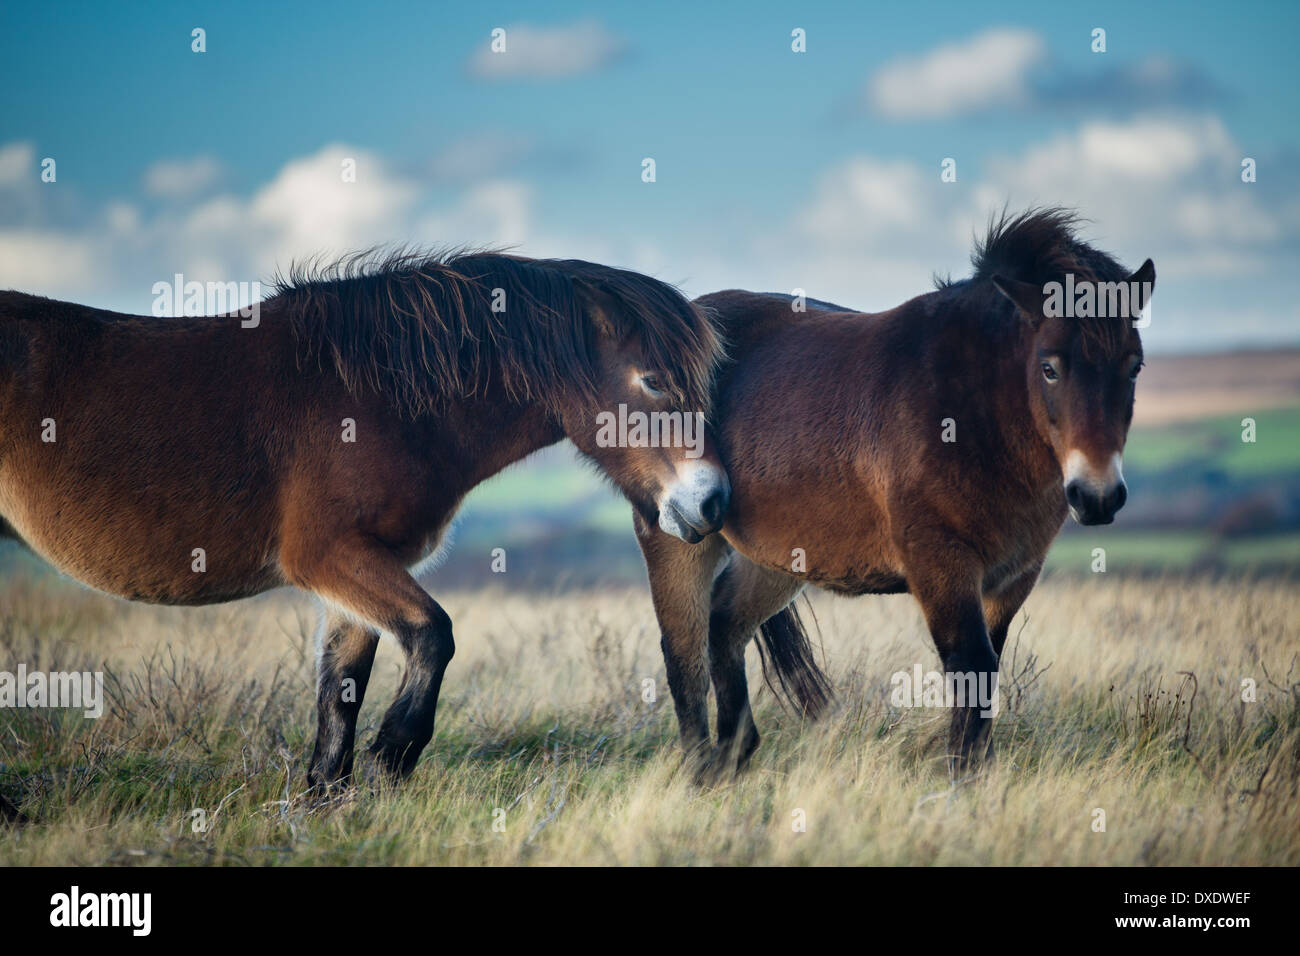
[
  {"x1": 633, "y1": 512, "x2": 726, "y2": 769},
  {"x1": 983, "y1": 565, "x2": 1041, "y2": 659},
  {"x1": 307, "y1": 610, "x2": 380, "y2": 792},
  {"x1": 904, "y1": 539, "x2": 1000, "y2": 777}
]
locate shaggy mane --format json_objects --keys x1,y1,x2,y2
[
  {"x1": 270, "y1": 249, "x2": 721, "y2": 418},
  {"x1": 962, "y1": 206, "x2": 1136, "y2": 358}
]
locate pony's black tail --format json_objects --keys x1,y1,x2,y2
[{"x1": 755, "y1": 599, "x2": 833, "y2": 719}]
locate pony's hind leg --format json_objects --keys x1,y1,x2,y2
[
  {"x1": 368, "y1": 600, "x2": 456, "y2": 780},
  {"x1": 633, "y1": 513, "x2": 727, "y2": 764},
  {"x1": 709, "y1": 557, "x2": 806, "y2": 773},
  {"x1": 284, "y1": 535, "x2": 454, "y2": 783},
  {"x1": 307, "y1": 608, "x2": 380, "y2": 791}
]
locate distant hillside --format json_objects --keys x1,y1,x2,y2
[
  {"x1": 424, "y1": 348, "x2": 1300, "y2": 587},
  {"x1": 1135, "y1": 348, "x2": 1300, "y2": 426}
]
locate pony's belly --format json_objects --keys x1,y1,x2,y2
[
  {"x1": 722, "y1": 453, "x2": 900, "y2": 578},
  {"x1": 724, "y1": 515, "x2": 906, "y2": 595},
  {"x1": 0, "y1": 489, "x2": 280, "y2": 606},
  {"x1": 814, "y1": 569, "x2": 909, "y2": 596},
  {"x1": 18, "y1": 533, "x2": 278, "y2": 605}
]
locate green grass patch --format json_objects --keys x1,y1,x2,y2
[
  {"x1": 1046, "y1": 530, "x2": 1300, "y2": 571},
  {"x1": 1126, "y1": 405, "x2": 1300, "y2": 476}
]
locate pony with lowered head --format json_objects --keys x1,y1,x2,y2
[{"x1": 0, "y1": 249, "x2": 729, "y2": 788}]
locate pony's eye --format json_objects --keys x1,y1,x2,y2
[
  {"x1": 640, "y1": 374, "x2": 666, "y2": 397},
  {"x1": 1041, "y1": 362, "x2": 1059, "y2": 383},
  {"x1": 1130, "y1": 360, "x2": 1144, "y2": 383}
]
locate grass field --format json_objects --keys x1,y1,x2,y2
[{"x1": 1, "y1": 565, "x2": 1296, "y2": 865}]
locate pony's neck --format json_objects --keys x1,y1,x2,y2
[{"x1": 456, "y1": 396, "x2": 566, "y2": 488}]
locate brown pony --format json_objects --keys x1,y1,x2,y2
[
  {"x1": 0, "y1": 250, "x2": 729, "y2": 788},
  {"x1": 635, "y1": 209, "x2": 1154, "y2": 775}
]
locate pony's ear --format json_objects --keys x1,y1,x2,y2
[
  {"x1": 572, "y1": 277, "x2": 618, "y2": 338},
  {"x1": 1128, "y1": 258, "x2": 1156, "y2": 313},
  {"x1": 991, "y1": 275, "x2": 1047, "y2": 327}
]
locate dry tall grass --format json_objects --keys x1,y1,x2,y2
[{"x1": 1, "y1": 564, "x2": 1296, "y2": 865}]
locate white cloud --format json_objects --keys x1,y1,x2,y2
[
  {"x1": 1, "y1": 111, "x2": 1295, "y2": 353},
  {"x1": 468, "y1": 20, "x2": 625, "y2": 79},
  {"x1": 0, "y1": 140, "x2": 544, "y2": 308},
  {"x1": 415, "y1": 180, "x2": 532, "y2": 248},
  {"x1": 0, "y1": 231, "x2": 98, "y2": 291},
  {"x1": 863, "y1": 29, "x2": 1219, "y2": 120},
  {"x1": 0, "y1": 141, "x2": 35, "y2": 186},
  {"x1": 985, "y1": 114, "x2": 1233, "y2": 189},
  {"x1": 105, "y1": 202, "x2": 141, "y2": 235},
  {"x1": 777, "y1": 156, "x2": 973, "y2": 307},
  {"x1": 735, "y1": 113, "x2": 1300, "y2": 350},
  {"x1": 0, "y1": 138, "x2": 553, "y2": 308},
  {"x1": 977, "y1": 114, "x2": 1289, "y2": 270},
  {"x1": 785, "y1": 114, "x2": 1291, "y2": 290},
  {"x1": 430, "y1": 131, "x2": 534, "y2": 183},
  {"x1": 867, "y1": 28, "x2": 1044, "y2": 119},
  {"x1": 797, "y1": 158, "x2": 946, "y2": 243},
  {"x1": 246, "y1": 144, "x2": 419, "y2": 265},
  {"x1": 143, "y1": 156, "x2": 222, "y2": 199}
]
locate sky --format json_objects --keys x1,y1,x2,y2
[{"x1": 1, "y1": 0, "x2": 1297, "y2": 353}]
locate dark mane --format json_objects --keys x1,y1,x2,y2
[
  {"x1": 959, "y1": 206, "x2": 1135, "y2": 358},
  {"x1": 271, "y1": 249, "x2": 721, "y2": 418}
]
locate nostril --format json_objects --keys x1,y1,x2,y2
[
  {"x1": 1112, "y1": 482, "x2": 1128, "y2": 513},
  {"x1": 1065, "y1": 481, "x2": 1085, "y2": 511},
  {"x1": 700, "y1": 488, "x2": 728, "y2": 527}
]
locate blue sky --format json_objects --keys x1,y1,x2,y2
[{"x1": 2, "y1": 0, "x2": 1297, "y2": 351}]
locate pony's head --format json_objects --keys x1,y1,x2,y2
[
  {"x1": 980, "y1": 210, "x2": 1153, "y2": 525},
  {"x1": 558, "y1": 265, "x2": 731, "y2": 542},
  {"x1": 276, "y1": 250, "x2": 731, "y2": 543}
]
